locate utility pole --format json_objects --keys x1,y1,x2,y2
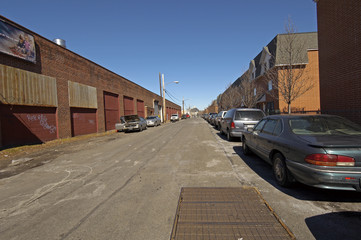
[
  {"x1": 159, "y1": 72, "x2": 162, "y2": 97},
  {"x1": 182, "y1": 97, "x2": 184, "y2": 115},
  {"x1": 162, "y1": 74, "x2": 166, "y2": 123}
]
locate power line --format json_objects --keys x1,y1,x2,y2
[{"x1": 165, "y1": 89, "x2": 181, "y2": 104}]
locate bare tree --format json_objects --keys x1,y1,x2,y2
[
  {"x1": 265, "y1": 18, "x2": 314, "y2": 114},
  {"x1": 219, "y1": 83, "x2": 242, "y2": 110},
  {"x1": 239, "y1": 71, "x2": 265, "y2": 108}
]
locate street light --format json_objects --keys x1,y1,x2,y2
[{"x1": 160, "y1": 73, "x2": 179, "y2": 123}]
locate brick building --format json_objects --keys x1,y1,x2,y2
[
  {"x1": 316, "y1": 0, "x2": 361, "y2": 125},
  {"x1": 225, "y1": 32, "x2": 320, "y2": 114},
  {"x1": 0, "y1": 16, "x2": 181, "y2": 148}
]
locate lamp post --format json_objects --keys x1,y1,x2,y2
[{"x1": 160, "y1": 73, "x2": 179, "y2": 123}]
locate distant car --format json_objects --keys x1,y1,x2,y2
[
  {"x1": 115, "y1": 117, "x2": 126, "y2": 132},
  {"x1": 186, "y1": 114, "x2": 190, "y2": 118},
  {"x1": 171, "y1": 114, "x2": 179, "y2": 122},
  {"x1": 220, "y1": 108, "x2": 265, "y2": 141},
  {"x1": 207, "y1": 113, "x2": 218, "y2": 124},
  {"x1": 123, "y1": 115, "x2": 147, "y2": 132},
  {"x1": 242, "y1": 114, "x2": 361, "y2": 191},
  {"x1": 146, "y1": 116, "x2": 161, "y2": 127},
  {"x1": 215, "y1": 111, "x2": 227, "y2": 130},
  {"x1": 181, "y1": 114, "x2": 187, "y2": 119}
]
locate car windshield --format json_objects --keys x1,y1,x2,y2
[
  {"x1": 289, "y1": 116, "x2": 361, "y2": 135},
  {"x1": 146, "y1": 116, "x2": 156, "y2": 119},
  {"x1": 124, "y1": 115, "x2": 140, "y2": 121},
  {"x1": 172, "y1": 114, "x2": 178, "y2": 116},
  {"x1": 235, "y1": 111, "x2": 264, "y2": 120}
]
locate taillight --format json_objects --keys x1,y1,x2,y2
[
  {"x1": 231, "y1": 122, "x2": 235, "y2": 129},
  {"x1": 305, "y1": 154, "x2": 355, "y2": 166}
]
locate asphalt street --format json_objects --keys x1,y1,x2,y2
[{"x1": 0, "y1": 118, "x2": 361, "y2": 240}]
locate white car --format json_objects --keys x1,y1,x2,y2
[{"x1": 170, "y1": 114, "x2": 179, "y2": 122}]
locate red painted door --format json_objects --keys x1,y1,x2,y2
[
  {"x1": 71, "y1": 108, "x2": 97, "y2": 137},
  {"x1": 0, "y1": 104, "x2": 57, "y2": 148},
  {"x1": 123, "y1": 96, "x2": 134, "y2": 116},
  {"x1": 104, "y1": 92, "x2": 119, "y2": 131},
  {"x1": 137, "y1": 100, "x2": 145, "y2": 117}
]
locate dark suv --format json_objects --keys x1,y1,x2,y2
[{"x1": 220, "y1": 108, "x2": 265, "y2": 141}]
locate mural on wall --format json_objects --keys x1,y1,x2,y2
[{"x1": 0, "y1": 20, "x2": 36, "y2": 63}]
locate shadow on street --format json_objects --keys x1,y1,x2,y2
[{"x1": 305, "y1": 211, "x2": 361, "y2": 240}]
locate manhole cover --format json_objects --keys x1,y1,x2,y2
[{"x1": 170, "y1": 187, "x2": 294, "y2": 240}]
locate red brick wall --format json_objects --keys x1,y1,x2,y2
[
  {"x1": 317, "y1": 0, "x2": 361, "y2": 124},
  {"x1": 0, "y1": 16, "x2": 180, "y2": 140}
]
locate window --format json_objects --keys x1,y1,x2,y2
[
  {"x1": 254, "y1": 88, "x2": 257, "y2": 96},
  {"x1": 262, "y1": 119, "x2": 278, "y2": 134},
  {"x1": 273, "y1": 120, "x2": 282, "y2": 135},
  {"x1": 268, "y1": 80, "x2": 272, "y2": 91},
  {"x1": 235, "y1": 110, "x2": 265, "y2": 121},
  {"x1": 254, "y1": 119, "x2": 267, "y2": 131}
]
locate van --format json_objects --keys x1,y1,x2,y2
[{"x1": 220, "y1": 108, "x2": 265, "y2": 141}]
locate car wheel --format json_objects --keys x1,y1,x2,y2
[
  {"x1": 242, "y1": 138, "x2": 251, "y2": 155},
  {"x1": 226, "y1": 130, "x2": 233, "y2": 141},
  {"x1": 272, "y1": 153, "x2": 293, "y2": 187}
]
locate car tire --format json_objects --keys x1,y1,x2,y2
[
  {"x1": 242, "y1": 138, "x2": 251, "y2": 155},
  {"x1": 226, "y1": 130, "x2": 233, "y2": 141},
  {"x1": 272, "y1": 153, "x2": 293, "y2": 187}
]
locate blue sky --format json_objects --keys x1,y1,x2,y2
[{"x1": 1, "y1": 0, "x2": 317, "y2": 110}]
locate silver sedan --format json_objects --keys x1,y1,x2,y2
[{"x1": 146, "y1": 116, "x2": 161, "y2": 127}]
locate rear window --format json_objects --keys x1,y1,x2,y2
[
  {"x1": 289, "y1": 116, "x2": 361, "y2": 135},
  {"x1": 146, "y1": 116, "x2": 156, "y2": 119},
  {"x1": 235, "y1": 111, "x2": 264, "y2": 121}
]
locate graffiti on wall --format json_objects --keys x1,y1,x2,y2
[{"x1": 27, "y1": 114, "x2": 57, "y2": 134}]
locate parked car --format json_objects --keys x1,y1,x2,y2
[
  {"x1": 241, "y1": 114, "x2": 361, "y2": 191},
  {"x1": 207, "y1": 113, "x2": 218, "y2": 124},
  {"x1": 123, "y1": 115, "x2": 147, "y2": 132},
  {"x1": 171, "y1": 114, "x2": 179, "y2": 122},
  {"x1": 115, "y1": 117, "x2": 126, "y2": 132},
  {"x1": 146, "y1": 116, "x2": 161, "y2": 127},
  {"x1": 181, "y1": 114, "x2": 187, "y2": 119},
  {"x1": 220, "y1": 108, "x2": 265, "y2": 141},
  {"x1": 215, "y1": 111, "x2": 227, "y2": 130}
]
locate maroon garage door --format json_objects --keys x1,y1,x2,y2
[
  {"x1": 137, "y1": 100, "x2": 145, "y2": 118},
  {"x1": 104, "y1": 92, "x2": 119, "y2": 131},
  {"x1": 0, "y1": 104, "x2": 57, "y2": 148},
  {"x1": 71, "y1": 108, "x2": 97, "y2": 137},
  {"x1": 123, "y1": 96, "x2": 134, "y2": 116}
]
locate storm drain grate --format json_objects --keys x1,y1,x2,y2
[{"x1": 170, "y1": 187, "x2": 295, "y2": 240}]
